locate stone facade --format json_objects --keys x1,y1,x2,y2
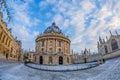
[
  {"x1": 0, "y1": 12, "x2": 22, "y2": 61},
  {"x1": 97, "y1": 31, "x2": 120, "y2": 59},
  {"x1": 72, "y1": 49, "x2": 101, "y2": 64},
  {"x1": 35, "y1": 22, "x2": 72, "y2": 65}
]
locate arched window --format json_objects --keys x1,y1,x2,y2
[
  {"x1": 58, "y1": 48, "x2": 61, "y2": 52},
  {"x1": 41, "y1": 48, "x2": 44, "y2": 52},
  {"x1": 42, "y1": 40, "x2": 44, "y2": 47},
  {"x1": 111, "y1": 39, "x2": 118, "y2": 51},
  {"x1": 58, "y1": 41, "x2": 61, "y2": 47},
  {"x1": 104, "y1": 45, "x2": 108, "y2": 53}
]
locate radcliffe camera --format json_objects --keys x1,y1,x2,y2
[{"x1": 0, "y1": 0, "x2": 120, "y2": 80}]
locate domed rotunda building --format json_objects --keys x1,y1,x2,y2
[{"x1": 35, "y1": 22, "x2": 72, "y2": 65}]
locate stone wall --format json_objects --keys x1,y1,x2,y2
[
  {"x1": 35, "y1": 54, "x2": 72, "y2": 65},
  {"x1": 72, "y1": 53, "x2": 101, "y2": 64},
  {"x1": 103, "y1": 49, "x2": 120, "y2": 60}
]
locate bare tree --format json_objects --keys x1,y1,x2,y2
[{"x1": 0, "y1": 0, "x2": 25, "y2": 22}]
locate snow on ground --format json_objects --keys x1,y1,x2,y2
[
  {"x1": 26, "y1": 62, "x2": 98, "y2": 71},
  {"x1": 0, "y1": 57, "x2": 120, "y2": 80}
]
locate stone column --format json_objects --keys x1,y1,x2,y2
[
  {"x1": 56, "y1": 39, "x2": 57, "y2": 53},
  {"x1": 68, "y1": 43, "x2": 70, "y2": 54},
  {"x1": 39, "y1": 42, "x2": 41, "y2": 53},
  {"x1": 117, "y1": 38, "x2": 120, "y2": 49},
  {"x1": 61, "y1": 41, "x2": 63, "y2": 53},
  {"x1": 54, "y1": 39, "x2": 56, "y2": 53},
  {"x1": 53, "y1": 39, "x2": 55, "y2": 54},
  {"x1": 46, "y1": 39, "x2": 47, "y2": 52},
  {"x1": 108, "y1": 43, "x2": 112, "y2": 53},
  {"x1": 62, "y1": 41, "x2": 64, "y2": 53},
  {"x1": 47, "y1": 39, "x2": 49, "y2": 53}
]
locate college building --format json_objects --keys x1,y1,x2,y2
[{"x1": 0, "y1": 12, "x2": 22, "y2": 61}]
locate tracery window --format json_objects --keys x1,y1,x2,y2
[{"x1": 111, "y1": 39, "x2": 118, "y2": 51}]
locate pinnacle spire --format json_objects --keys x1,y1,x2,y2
[
  {"x1": 115, "y1": 30, "x2": 118, "y2": 35},
  {"x1": 99, "y1": 36, "x2": 102, "y2": 44},
  {"x1": 109, "y1": 30, "x2": 112, "y2": 36},
  {"x1": 106, "y1": 36, "x2": 108, "y2": 41}
]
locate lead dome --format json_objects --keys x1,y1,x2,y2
[{"x1": 44, "y1": 22, "x2": 62, "y2": 34}]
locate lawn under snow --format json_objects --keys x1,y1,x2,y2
[
  {"x1": 26, "y1": 62, "x2": 98, "y2": 71},
  {"x1": 0, "y1": 57, "x2": 120, "y2": 80}
]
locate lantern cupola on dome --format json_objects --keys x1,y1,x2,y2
[{"x1": 44, "y1": 22, "x2": 62, "y2": 34}]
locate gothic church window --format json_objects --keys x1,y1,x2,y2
[{"x1": 111, "y1": 39, "x2": 118, "y2": 51}]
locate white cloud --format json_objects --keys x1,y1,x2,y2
[
  {"x1": 80, "y1": 0, "x2": 95, "y2": 12},
  {"x1": 46, "y1": 0, "x2": 120, "y2": 53},
  {"x1": 8, "y1": 1, "x2": 40, "y2": 50},
  {"x1": 7, "y1": 0, "x2": 120, "y2": 53},
  {"x1": 12, "y1": 25, "x2": 39, "y2": 50},
  {"x1": 53, "y1": 14, "x2": 64, "y2": 25}
]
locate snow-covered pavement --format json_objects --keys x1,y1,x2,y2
[{"x1": 0, "y1": 57, "x2": 120, "y2": 80}]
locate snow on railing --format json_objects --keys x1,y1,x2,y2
[{"x1": 25, "y1": 62, "x2": 98, "y2": 71}]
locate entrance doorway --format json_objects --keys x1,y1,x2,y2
[
  {"x1": 6, "y1": 52, "x2": 8, "y2": 59},
  {"x1": 39, "y1": 56, "x2": 43, "y2": 64},
  {"x1": 84, "y1": 58, "x2": 87, "y2": 63},
  {"x1": 59, "y1": 56, "x2": 63, "y2": 64}
]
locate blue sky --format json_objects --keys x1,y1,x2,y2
[{"x1": 2, "y1": 0, "x2": 120, "y2": 53}]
